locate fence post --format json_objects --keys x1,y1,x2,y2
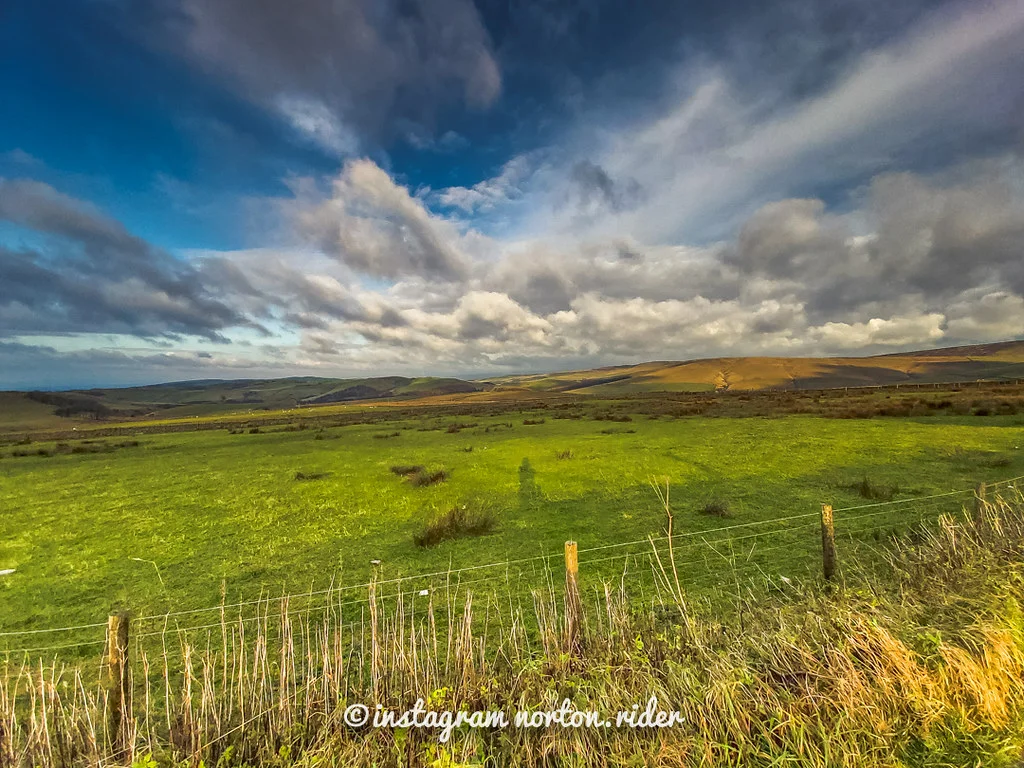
[
  {"x1": 974, "y1": 482, "x2": 987, "y2": 523},
  {"x1": 369, "y1": 571, "x2": 380, "y2": 702},
  {"x1": 820, "y1": 505, "x2": 837, "y2": 581},
  {"x1": 564, "y1": 541, "x2": 582, "y2": 652},
  {"x1": 105, "y1": 612, "x2": 130, "y2": 760}
]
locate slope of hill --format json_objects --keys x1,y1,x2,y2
[
  {"x1": 3, "y1": 341, "x2": 1024, "y2": 432},
  {"x1": 0, "y1": 376, "x2": 492, "y2": 431},
  {"x1": 484, "y1": 340, "x2": 1024, "y2": 393}
]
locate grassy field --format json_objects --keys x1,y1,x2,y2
[{"x1": 2, "y1": 397, "x2": 1023, "y2": 649}]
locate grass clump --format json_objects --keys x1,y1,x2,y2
[
  {"x1": 294, "y1": 471, "x2": 329, "y2": 481},
  {"x1": 699, "y1": 498, "x2": 732, "y2": 518},
  {"x1": 407, "y1": 467, "x2": 449, "y2": 487},
  {"x1": 556, "y1": 449, "x2": 574, "y2": 460},
  {"x1": 373, "y1": 431, "x2": 400, "y2": 439},
  {"x1": 850, "y1": 475, "x2": 901, "y2": 501},
  {"x1": 413, "y1": 502, "x2": 497, "y2": 547}
]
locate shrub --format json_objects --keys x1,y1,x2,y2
[
  {"x1": 414, "y1": 504, "x2": 496, "y2": 548},
  {"x1": 556, "y1": 449, "x2": 574, "y2": 460},
  {"x1": 373, "y1": 431, "x2": 401, "y2": 439},
  {"x1": 522, "y1": 418, "x2": 545, "y2": 425}
]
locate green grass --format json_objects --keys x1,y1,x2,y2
[{"x1": 1, "y1": 410, "x2": 1022, "y2": 642}]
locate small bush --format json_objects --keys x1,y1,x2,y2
[
  {"x1": 522, "y1": 418, "x2": 545, "y2": 426},
  {"x1": 390, "y1": 464, "x2": 424, "y2": 477},
  {"x1": 295, "y1": 471, "x2": 329, "y2": 481},
  {"x1": 556, "y1": 449, "x2": 574, "y2": 460},
  {"x1": 248, "y1": 427, "x2": 260, "y2": 434},
  {"x1": 373, "y1": 432, "x2": 401, "y2": 439},
  {"x1": 700, "y1": 499, "x2": 732, "y2": 518},
  {"x1": 414, "y1": 504, "x2": 496, "y2": 548}
]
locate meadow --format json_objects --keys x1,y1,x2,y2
[{"x1": 2, "y1": 389, "x2": 1024, "y2": 653}]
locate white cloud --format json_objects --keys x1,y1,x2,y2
[{"x1": 290, "y1": 159, "x2": 475, "y2": 280}]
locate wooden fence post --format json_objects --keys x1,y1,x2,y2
[
  {"x1": 974, "y1": 482, "x2": 987, "y2": 524},
  {"x1": 820, "y1": 505, "x2": 837, "y2": 581},
  {"x1": 564, "y1": 541, "x2": 582, "y2": 652},
  {"x1": 369, "y1": 570, "x2": 380, "y2": 702},
  {"x1": 105, "y1": 612, "x2": 130, "y2": 760}
]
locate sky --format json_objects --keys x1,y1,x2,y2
[{"x1": 1, "y1": 0, "x2": 1023, "y2": 389}]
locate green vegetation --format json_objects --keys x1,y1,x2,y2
[{"x1": 1, "y1": 392, "x2": 1023, "y2": 642}]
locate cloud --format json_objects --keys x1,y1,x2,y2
[
  {"x1": 7, "y1": 2, "x2": 1024, "y2": 387},
  {"x1": 504, "y1": 1, "x2": 1024, "y2": 246},
  {"x1": 436, "y1": 155, "x2": 534, "y2": 214},
  {"x1": 177, "y1": 0, "x2": 501, "y2": 153},
  {"x1": 289, "y1": 159, "x2": 474, "y2": 280},
  {"x1": 0, "y1": 178, "x2": 247, "y2": 340}
]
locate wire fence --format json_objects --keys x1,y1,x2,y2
[{"x1": 2, "y1": 473, "x2": 1022, "y2": 659}]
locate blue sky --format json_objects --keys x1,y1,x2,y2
[{"x1": 1, "y1": 0, "x2": 1023, "y2": 388}]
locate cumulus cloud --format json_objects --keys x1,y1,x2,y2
[
  {"x1": 289, "y1": 159, "x2": 474, "y2": 280},
  {"x1": 177, "y1": 0, "x2": 501, "y2": 153}
]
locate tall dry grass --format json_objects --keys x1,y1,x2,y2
[{"x1": 3, "y1": 489, "x2": 1024, "y2": 766}]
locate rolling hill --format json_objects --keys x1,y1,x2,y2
[
  {"x1": 482, "y1": 340, "x2": 1024, "y2": 394},
  {"x1": 2, "y1": 340, "x2": 1024, "y2": 431}
]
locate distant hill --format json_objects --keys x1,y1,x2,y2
[
  {"x1": 2, "y1": 340, "x2": 1024, "y2": 431},
  {"x1": 0, "y1": 376, "x2": 493, "y2": 431},
  {"x1": 482, "y1": 340, "x2": 1024, "y2": 394}
]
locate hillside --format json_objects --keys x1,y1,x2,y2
[
  {"x1": 3, "y1": 340, "x2": 1024, "y2": 432},
  {"x1": 0, "y1": 376, "x2": 492, "y2": 432},
  {"x1": 484, "y1": 340, "x2": 1024, "y2": 394}
]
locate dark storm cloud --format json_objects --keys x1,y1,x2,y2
[
  {"x1": 176, "y1": 0, "x2": 501, "y2": 152},
  {"x1": 0, "y1": 179, "x2": 247, "y2": 339}
]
